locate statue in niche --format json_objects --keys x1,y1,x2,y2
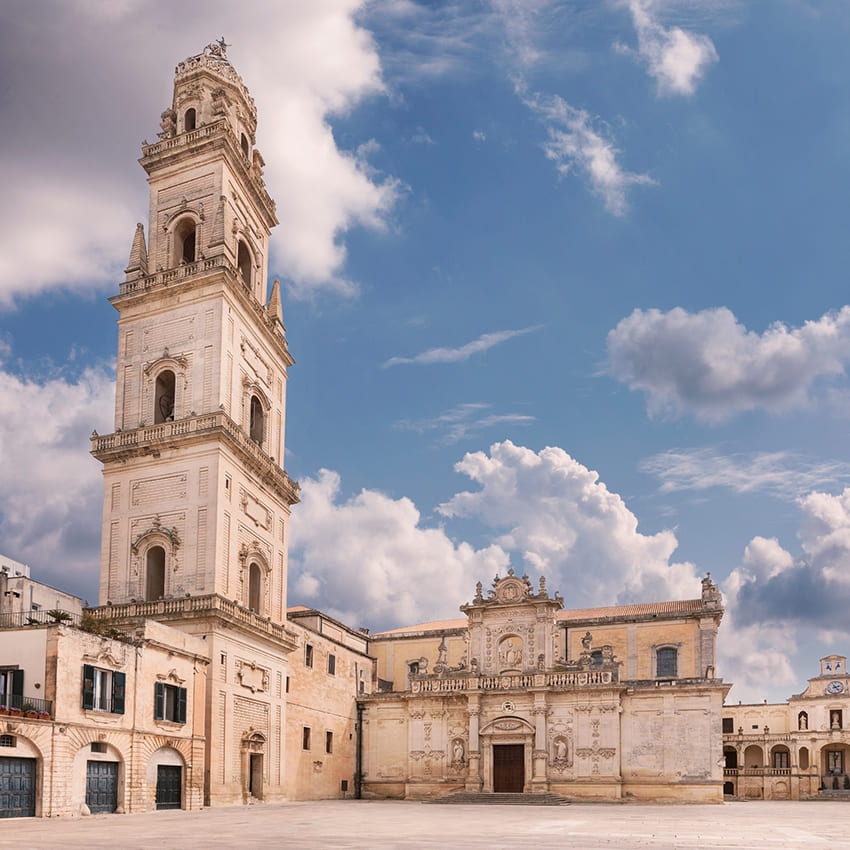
[
  {"x1": 499, "y1": 637, "x2": 522, "y2": 668},
  {"x1": 556, "y1": 739, "x2": 568, "y2": 760},
  {"x1": 581, "y1": 632, "x2": 593, "y2": 652},
  {"x1": 453, "y1": 740, "x2": 465, "y2": 763}
]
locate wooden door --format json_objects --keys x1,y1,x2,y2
[{"x1": 493, "y1": 744, "x2": 524, "y2": 792}]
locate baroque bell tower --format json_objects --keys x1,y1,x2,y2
[{"x1": 91, "y1": 41, "x2": 299, "y2": 804}]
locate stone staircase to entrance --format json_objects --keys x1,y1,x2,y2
[{"x1": 429, "y1": 792, "x2": 570, "y2": 806}]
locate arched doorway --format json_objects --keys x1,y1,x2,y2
[
  {"x1": 241, "y1": 729, "x2": 266, "y2": 802},
  {"x1": 147, "y1": 747, "x2": 185, "y2": 810}
]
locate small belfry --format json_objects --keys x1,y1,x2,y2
[{"x1": 91, "y1": 42, "x2": 299, "y2": 805}]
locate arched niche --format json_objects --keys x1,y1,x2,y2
[{"x1": 71, "y1": 739, "x2": 126, "y2": 816}]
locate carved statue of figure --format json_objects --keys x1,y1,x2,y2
[
  {"x1": 474, "y1": 581, "x2": 483, "y2": 602},
  {"x1": 159, "y1": 109, "x2": 176, "y2": 139},
  {"x1": 555, "y1": 739, "x2": 567, "y2": 760},
  {"x1": 581, "y1": 631, "x2": 593, "y2": 652},
  {"x1": 537, "y1": 653, "x2": 545, "y2": 671},
  {"x1": 437, "y1": 636, "x2": 448, "y2": 666},
  {"x1": 500, "y1": 638, "x2": 522, "y2": 667},
  {"x1": 453, "y1": 740, "x2": 464, "y2": 763},
  {"x1": 799, "y1": 713, "x2": 808, "y2": 730},
  {"x1": 470, "y1": 657, "x2": 479, "y2": 673}
]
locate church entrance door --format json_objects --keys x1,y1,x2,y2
[{"x1": 493, "y1": 744, "x2": 524, "y2": 792}]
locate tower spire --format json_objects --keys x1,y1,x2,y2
[{"x1": 124, "y1": 222, "x2": 148, "y2": 279}]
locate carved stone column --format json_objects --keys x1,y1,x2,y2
[
  {"x1": 532, "y1": 697, "x2": 549, "y2": 791},
  {"x1": 466, "y1": 695, "x2": 483, "y2": 791}
]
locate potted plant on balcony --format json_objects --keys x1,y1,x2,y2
[
  {"x1": 8, "y1": 706, "x2": 22, "y2": 717},
  {"x1": 37, "y1": 710, "x2": 50, "y2": 720},
  {"x1": 47, "y1": 609, "x2": 72, "y2": 623},
  {"x1": 0, "y1": 706, "x2": 8, "y2": 716}
]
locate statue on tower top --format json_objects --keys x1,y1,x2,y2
[{"x1": 205, "y1": 37, "x2": 230, "y2": 59}]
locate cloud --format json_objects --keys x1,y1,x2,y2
[
  {"x1": 641, "y1": 448, "x2": 850, "y2": 500},
  {"x1": 620, "y1": 0, "x2": 718, "y2": 96},
  {"x1": 0, "y1": 2, "x2": 399, "y2": 306},
  {"x1": 524, "y1": 93, "x2": 656, "y2": 216},
  {"x1": 287, "y1": 468, "x2": 509, "y2": 629},
  {"x1": 725, "y1": 488, "x2": 850, "y2": 631},
  {"x1": 439, "y1": 440, "x2": 702, "y2": 606},
  {"x1": 472, "y1": 130, "x2": 487, "y2": 142},
  {"x1": 0, "y1": 357, "x2": 114, "y2": 602},
  {"x1": 607, "y1": 305, "x2": 850, "y2": 422},
  {"x1": 394, "y1": 403, "x2": 535, "y2": 444},
  {"x1": 382, "y1": 325, "x2": 541, "y2": 367}
]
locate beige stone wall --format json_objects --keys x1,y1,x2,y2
[
  {"x1": 372, "y1": 632, "x2": 466, "y2": 689},
  {"x1": 285, "y1": 620, "x2": 374, "y2": 800}
]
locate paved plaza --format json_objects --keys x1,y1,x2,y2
[{"x1": 3, "y1": 800, "x2": 850, "y2": 850}]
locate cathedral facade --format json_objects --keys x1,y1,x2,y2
[{"x1": 361, "y1": 571, "x2": 729, "y2": 802}]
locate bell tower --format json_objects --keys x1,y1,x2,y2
[{"x1": 91, "y1": 42, "x2": 299, "y2": 804}]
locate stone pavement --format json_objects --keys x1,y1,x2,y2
[{"x1": 4, "y1": 800, "x2": 850, "y2": 850}]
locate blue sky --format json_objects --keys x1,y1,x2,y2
[{"x1": 2, "y1": 0, "x2": 850, "y2": 702}]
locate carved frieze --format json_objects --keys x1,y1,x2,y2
[{"x1": 236, "y1": 659, "x2": 269, "y2": 694}]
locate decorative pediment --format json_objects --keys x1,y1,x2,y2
[
  {"x1": 467, "y1": 569, "x2": 563, "y2": 609},
  {"x1": 156, "y1": 668, "x2": 186, "y2": 685},
  {"x1": 131, "y1": 517, "x2": 181, "y2": 555},
  {"x1": 83, "y1": 649, "x2": 125, "y2": 669}
]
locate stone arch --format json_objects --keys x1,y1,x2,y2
[
  {"x1": 145, "y1": 744, "x2": 188, "y2": 812},
  {"x1": 770, "y1": 744, "x2": 790, "y2": 770},
  {"x1": 183, "y1": 107, "x2": 196, "y2": 132},
  {"x1": 143, "y1": 353, "x2": 188, "y2": 426},
  {"x1": 240, "y1": 729, "x2": 266, "y2": 802},
  {"x1": 131, "y1": 524, "x2": 181, "y2": 602},
  {"x1": 238, "y1": 544, "x2": 271, "y2": 615},
  {"x1": 163, "y1": 208, "x2": 203, "y2": 268},
  {"x1": 69, "y1": 733, "x2": 127, "y2": 816},
  {"x1": 241, "y1": 378, "x2": 271, "y2": 448},
  {"x1": 723, "y1": 746, "x2": 738, "y2": 769},
  {"x1": 0, "y1": 727, "x2": 47, "y2": 816},
  {"x1": 743, "y1": 744, "x2": 763, "y2": 769},
  {"x1": 799, "y1": 746, "x2": 810, "y2": 771}
]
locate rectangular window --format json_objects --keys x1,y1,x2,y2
[
  {"x1": 773, "y1": 750, "x2": 789, "y2": 769},
  {"x1": 0, "y1": 735, "x2": 14, "y2": 748},
  {"x1": 325, "y1": 731, "x2": 333, "y2": 754},
  {"x1": 340, "y1": 779, "x2": 348, "y2": 792},
  {"x1": 82, "y1": 665, "x2": 125, "y2": 714},
  {"x1": 285, "y1": 676, "x2": 290, "y2": 694},
  {"x1": 0, "y1": 669, "x2": 23, "y2": 711},
  {"x1": 302, "y1": 727, "x2": 311, "y2": 750},
  {"x1": 305, "y1": 644, "x2": 313, "y2": 668},
  {"x1": 656, "y1": 647, "x2": 678, "y2": 678},
  {"x1": 154, "y1": 681, "x2": 187, "y2": 724},
  {"x1": 327, "y1": 654, "x2": 336, "y2": 676},
  {"x1": 722, "y1": 717, "x2": 734, "y2": 734},
  {"x1": 91, "y1": 742, "x2": 106, "y2": 754}
]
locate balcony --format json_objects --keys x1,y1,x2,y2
[
  {"x1": 409, "y1": 667, "x2": 618, "y2": 695},
  {"x1": 0, "y1": 609, "x2": 80, "y2": 629},
  {"x1": 91, "y1": 411, "x2": 299, "y2": 505},
  {"x1": 0, "y1": 695, "x2": 53, "y2": 717}
]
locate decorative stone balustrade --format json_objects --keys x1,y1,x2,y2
[
  {"x1": 410, "y1": 668, "x2": 617, "y2": 694},
  {"x1": 91, "y1": 411, "x2": 299, "y2": 505},
  {"x1": 91, "y1": 593, "x2": 296, "y2": 644}
]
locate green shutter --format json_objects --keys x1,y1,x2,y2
[
  {"x1": 82, "y1": 664, "x2": 95, "y2": 710},
  {"x1": 11, "y1": 669, "x2": 23, "y2": 697},
  {"x1": 112, "y1": 671, "x2": 126, "y2": 715},
  {"x1": 177, "y1": 687, "x2": 187, "y2": 724},
  {"x1": 154, "y1": 681, "x2": 164, "y2": 720}
]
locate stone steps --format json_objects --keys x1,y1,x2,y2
[{"x1": 430, "y1": 792, "x2": 570, "y2": 806}]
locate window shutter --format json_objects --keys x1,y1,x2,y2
[
  {"x1": 82, "y1": 664, "x2": 95, "y2": 710},
  {"x1": 11, "y1": 669, "x2": 23, "y2": 697},
  {"x1": 177, "y1": 687, "x2": 187, "y2": 724},
  {"x1": 154, "y1": 681, "x2": 165, "y2": 720},
  {"x1": 112, "y1": 671, "x2": 126, "y2": 715}
]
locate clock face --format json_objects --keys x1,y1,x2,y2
[{"x1": 827, "y1": 681, "x2": 845, "y2": 694}]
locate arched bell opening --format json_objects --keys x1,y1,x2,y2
[{"x1": 146, "y1": 546, "x2": 166, "y2": 601}]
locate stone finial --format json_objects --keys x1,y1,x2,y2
[
  {"x1": 124, "y1": 223, "x2": 148, "y2": 279},
  {"x1": 268, "y1": 279, "x2": 284, "y2": 324}
]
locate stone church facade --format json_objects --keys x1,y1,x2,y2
[{"x1": 361, "y1": 571, "x2": 729, "y2": 802}]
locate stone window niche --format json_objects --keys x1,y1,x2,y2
[
  {"x1": 302, "y1": 727, "x2": 311, "y2": 750},
  {"x1": 249, "y1": 395, "x2": 265, "y2": 445},
  {"x1": 154, "y1": 369, "x2": 175, "y2": 424},
  {"x1": 173, "y1": 216, "x2": 197, "y2": 266},
  {"x1": 184, "y1": 108, "x2": 196, "y2": 132},
  {"x1": 237, "y1": 240, "x2": 252, "y2": 289},
  {"x1": 146, "y1": 545, "x2": 166, "y2": 601},
  {"x1": 248, "y1": 562, "x2": 262, "y2": 614},
  {"x1": 798, "y1": 711, "x2": 808, "y2": 731},
  {"x1": 240, "y1": 133, "x2": 250, "y2": 160}
]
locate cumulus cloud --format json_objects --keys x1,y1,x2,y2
[
  {"x1": 287, "y1": 468, "x2": 509, "y2": 629},
  {"x1": 439, "y1": 440, "x2": 701, "y2": 606},
  {"x1": 394, "y1": 403, "x2": 535, "y2": 444},
  {"x1": 0, "y1": 358, "x2": 114, "y2": 601},
  {"x1": 524, "y1": 93, "x2": 656, "y2": 216},
  {"x1": 607, "y1": 305, "x2": 850, "y2": 422},
  {"x1": 0, "y1": 2, "x2": 398, "y2": 305},
  {"x1": 382, "y1": 325, "x2": 541, "y2": 367},
  {"x1": 641, "y1": 448, "x2": 850, "y2": 500},
  {"x1": 620, "y1": 0, "x2": 718, "y2": 96}
]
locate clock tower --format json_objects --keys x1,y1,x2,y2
[{"x1": 91, "y1": 41, "x2": 299, "y2": 804}]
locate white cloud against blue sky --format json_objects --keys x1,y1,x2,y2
[{"x1": 3, "y1": 0, "x2": 850, "y2": 702}]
